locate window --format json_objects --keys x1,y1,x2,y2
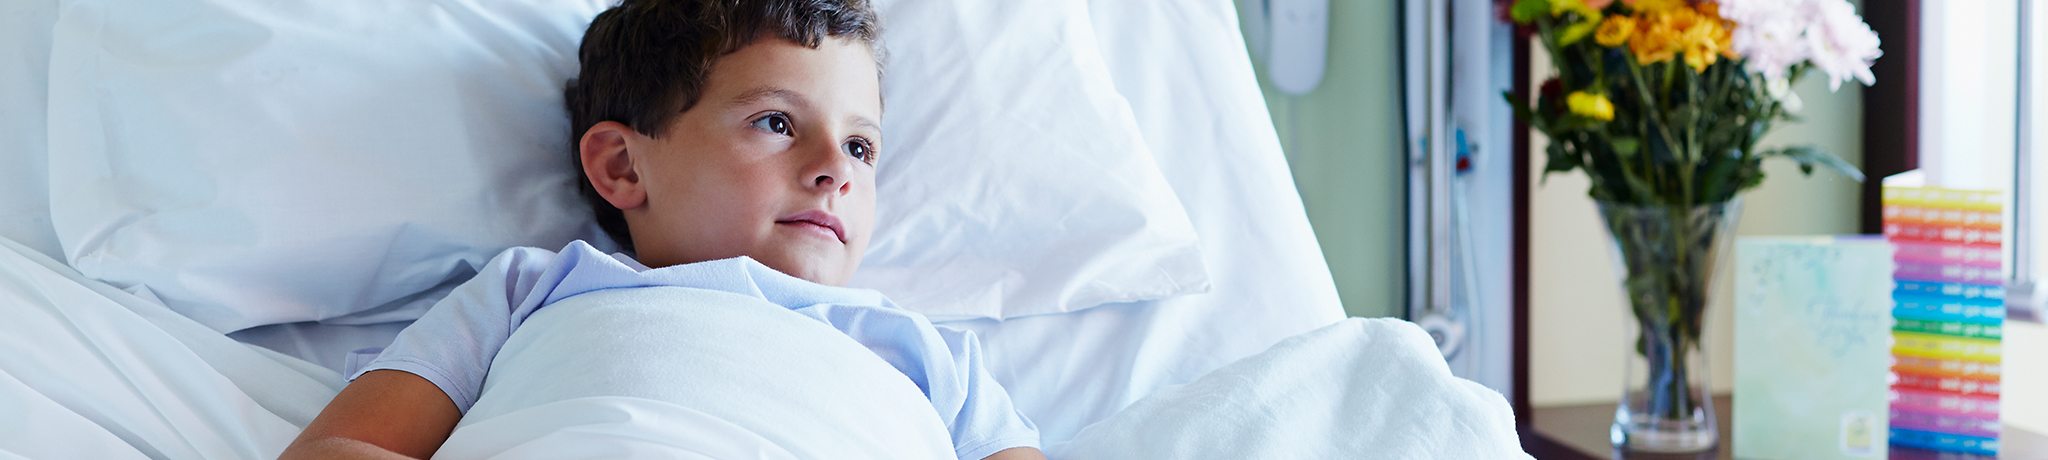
[{"x1": 1918, "y1": 0, "x2": 2038, "y2": 317}]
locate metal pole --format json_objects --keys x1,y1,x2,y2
[{"x1": 2013, "y1": 0, "x2": 2038, "y2": 319}]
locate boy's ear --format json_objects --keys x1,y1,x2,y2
[{"x1": 579, "y1": 121, "x2": 647, "y2": 211}]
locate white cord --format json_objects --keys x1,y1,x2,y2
[{"x1": 1451, "y1": 167, "x2": 1484, "y2": 378}]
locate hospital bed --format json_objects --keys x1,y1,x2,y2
[{"x1": 0, "y1": 0, "x2": 1526, "y2": 457}]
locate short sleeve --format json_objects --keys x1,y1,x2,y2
[
  {"x1": 349, "y1": 246, "x2": 556, "y2": 413},
  {"x1": 931, "y1": 325, "x2": 1040, "y2": 459},
  {"x1": 791, "y1": 304, "x2": 1041, "y2": 460}
]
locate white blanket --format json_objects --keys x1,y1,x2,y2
[
  {"x1": 1053, "y1": 318, "x2": 1532, "y2": 459},
  {"x1": 0, "y1": 238, "x2": 338, "y2": 459},
  {"x1": 0, "y1": 238, "x2": 1527, "y2": 459},
  {"x1": 441, "y1": 287, "x2": 957, "y2": 459}
]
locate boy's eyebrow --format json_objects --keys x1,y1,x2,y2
[
  {"x1": 849, "y1": 115, "x2": 880, "y2": 134},
  {"x1": 727, "y1": 86, "x2": 810, "y2": 111},
  {"x1": 730, "y1": 85, "x2": 880, "y2": 134}
]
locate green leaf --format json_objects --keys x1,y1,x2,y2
[
  {"x1": 1765, "y1": 146, "x2": 1867, "y2": 182},
  {"x1": 1542, "y1": 143, "x2": 1578, "y2": 178},
  {"x1": 1558, "y1": 20, "x2": 1598, "y2": 46},
  {"x1": 1503, "y1": 91, "x2": 1537, "y2": 122},
  {"x1": 1695, "y1": 150, "x2": 1743, "y2": 201},
  {"x1": 1740, "y1": 160, "x2": 1767, "y2": 190},
  {"x1": 1511, "y1": 0, "x2": 1550, "y2": 23},
  {"x1": 1621, "y1": 171, "x2": 1657, "y2": 205},
  {"x1": 1611, "y1": 136, "x2": 1641, "y2": 157}
]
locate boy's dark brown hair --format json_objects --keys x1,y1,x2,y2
[{"x1": 565, "y1": 0, "x2": 882, "y2": 251}]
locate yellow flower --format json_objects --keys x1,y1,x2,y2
[
  {"x1": 1627, "y1": 0, "x2": 1687, "y2": 13},
  {"x1": 1683, "y1": 42, "x2": 1717, "y2": 72},
  {"x1": 1696, "y1": 1, "x2": 1721, "y2": 20},
  {"x1": 1630, "y1": 13, "x2": 1682, "y2": 64},
  {"x1": 1663, "y1": 7, "x2": 1703, "y2": 35},
  {"x1": 1681, "y1": 17, "x2": 1723, "y2": 72},
  {"x1": 1567, "y1": 91, "x2": 1616, "y2": 121},
  {"x1": 1595, "y1": 15, "x2": 1637, "y2": 47}
]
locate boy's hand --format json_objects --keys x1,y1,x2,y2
[{"x1": 280, "y1": 370, "x2": 461, "y2": 459}]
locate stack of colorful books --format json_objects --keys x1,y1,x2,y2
[{"x1": 1882, "y1": 185, "x2": 2004, "y2": 457}]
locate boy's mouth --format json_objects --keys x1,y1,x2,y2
[{"x1": 775, "y1": 210, "x2": 846, "y2": 243}]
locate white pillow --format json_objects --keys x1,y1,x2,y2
[
  {"x1": 857, "y1": 0, "x2": 1211, "y2": 320},
  {"x1": 44, "y1": 0, "x2": 615, "y2": 333},
  {"x1": 0, "y1": 0, "x2": 62, "y2": 261}
]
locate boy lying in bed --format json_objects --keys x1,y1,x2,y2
[{"x1": 282, "y1": 0, "x2": 1043, "y2": 458}]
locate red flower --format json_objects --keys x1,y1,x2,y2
[{"x1": 1537, "y1": 78, "x2": 1566, "y2": 116}]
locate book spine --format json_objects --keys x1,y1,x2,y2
[{"x1": 1884, "y1": 185, "x2": 2004, "y2": 456}]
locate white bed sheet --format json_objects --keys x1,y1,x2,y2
[
  {"x1": 229, "y1": 321, "x2": 410, "y2": 377},
  {"x1": 0, "y1": 236, "x2": 1495, "y2": 458},
  {"x1": 0, "y1": 237, "x2": 337, "y2": 459},
  {"x1": 1055, "y1": 319, "x2": 1527, "y2": 459}
]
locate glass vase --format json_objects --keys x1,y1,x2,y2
[{"x1": 1598, "y1": 199, "x2": 1741, "y2": 454}]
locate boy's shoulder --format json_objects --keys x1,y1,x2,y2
[
  {"x1": 485, "y1": 240, "x2": 634, "y2": 273},
  {"x1": 474, "y1": 240, "x2": 650, "y2": 294}
]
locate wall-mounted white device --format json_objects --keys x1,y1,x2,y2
[{"x1": 1238, "y1": 0, "x2": 1329, "y2": 95}]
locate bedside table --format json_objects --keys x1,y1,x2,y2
[{"x1": 1522, "y1": 395, "x2": 2048, "y2": 459}]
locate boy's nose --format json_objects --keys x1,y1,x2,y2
[{"x1": 805, "y1": 142, "x2": 856, "y2": 195}]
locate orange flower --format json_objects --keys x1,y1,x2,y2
[
  {"x1": 1683, "y1": 40, "x2": 1718, "y2": 72},
  {"x1": 1624, "y1": 5, "x2": 1737, "y2": 72},
  {"x1": 1713, "y1": 17, "x2": 1737, "y2": 59},
  {"x1": 1596, "y1": 15, "x2": 1637, "y2": 47},
  {"x1": 1688, "y1": 2, "x2": 1738, "y2": 59},
  {"x1": 1681, "y1": 14, "x2": 1724, "y2": 72},
  {"x1": 1629, "y1": 12, "x2": 1682, "y2": 64}
]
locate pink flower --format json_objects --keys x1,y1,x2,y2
[
  {"x1": 1803, "y1": 0, "x2": 1881, "y2": 90},
  {"x1": 1715, "y1": 0, "x2": 1879, "y2": 91},
  {"x1": 1718, "y1": 0, "x2": 1804, "y2": 79}
]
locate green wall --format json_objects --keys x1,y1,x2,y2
[
  {"x1": 1233, "y1": 0, "x2": 1862, "y2": 320},
  {"x1": 1239, "y1": 0, "x2": 1406, "y2": 318}
]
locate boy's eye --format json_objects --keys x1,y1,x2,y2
[
  {"x1": 751, "y1": 113, "x2": 792, "y2": 136},
  {"x1": 843, "y1": 138, "x2": 876, "y2": 164}
]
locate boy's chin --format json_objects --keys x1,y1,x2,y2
[{"x1": 755, "y1": 251, "x2": 854, "y2": 286}]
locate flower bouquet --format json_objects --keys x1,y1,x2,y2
[{"x1": 1503, "y1": 0, "x2": 1878, "y2": 452}]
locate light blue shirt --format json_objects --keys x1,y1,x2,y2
[{"x1": 354, "y1": 240, "x2": 1039, "y2": 459}]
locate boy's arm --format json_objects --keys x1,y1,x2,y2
[
  {"x1": 279, "y1": 246, "x2": 571, "y2": 459},
  {"x1": 280, "y1": 370, "x2": 462, "y2": 459}
]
